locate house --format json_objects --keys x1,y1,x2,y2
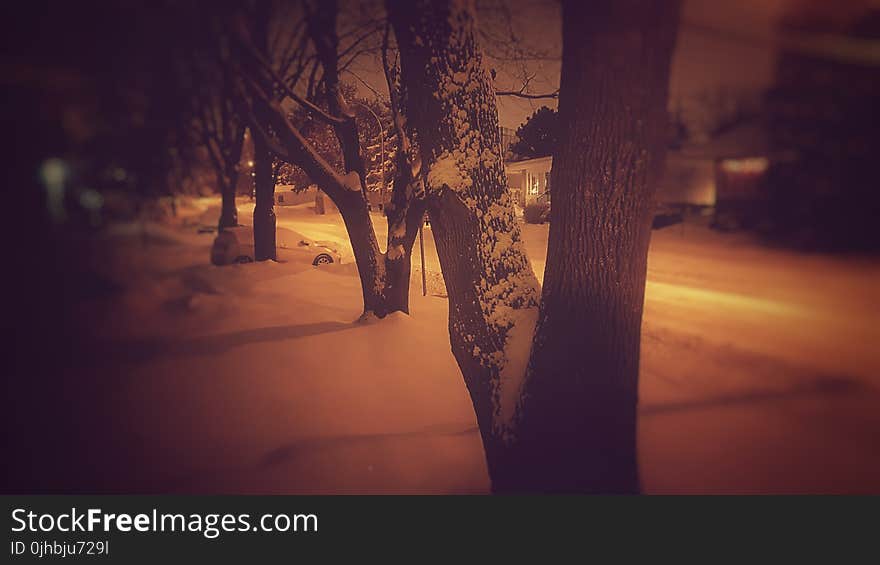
[
  {"x1": 664, "y1": 120, "x2": 772, "y2": 194},
  {"x1": 667, "y1": 120, "x2": 785, "y2": 229},
  {"x1": 504, "y1": 148, "x2": 728, "y2": 210},
  {"x1": 504, "y1": 151, "x2": 719, "y2": 209},
  {"x1": 760, "y1": 9, "x2": 880, "y2": 249},
  {"x1": 504, "y1": 155, "x2": 552, "y2": 207},
  {"x1": 504, "y1": 120, "x2": 777, "y2": 222},
  {"x1": 274, "y1": 184, "x2": 315, "y2": 207},
  {"x1": 273, "y1": 184, "x2": 339, "y2": 213}
]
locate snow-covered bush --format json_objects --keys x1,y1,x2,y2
[{"x1": 523, "y1": 202, "x2": 549, "y2": 224}]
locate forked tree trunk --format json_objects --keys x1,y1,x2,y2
[
  {"x1": 333, "y1": 188, "x2": 389, "y2": 316},
  {"x1": 235, "y1": 0, "x2": 422, "y2": 318},
  {"x1": 333, "y1": 186, "x2": 423, "y2": 317},
  {"x1": 382, "y1": 165, "x2": 426, "y2": 315},
  {"x1": 389, "y1": 0, "x2": 679, "y2": 493},
  {"x1": 305, "y1": 0, "x2": 415, "y2": 317},
  {"x1": 248, "y1": 90, "x2": 419, "y2": 318}
]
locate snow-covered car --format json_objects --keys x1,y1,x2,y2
[
  {"x1": 211, "y1": 225, "x2": 341, "y2": 266},
  {"x1": 523, "y1": 199, "x2": 683, "y2": 229},
  {"x1": 652, "y1": 205, "x2": 684, "y2": 230}
]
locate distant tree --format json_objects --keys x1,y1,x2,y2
[
  {"x1": 353, "y1": 94, "x2": 396, "y2": 200},
  {"x1": 232, "y1": 0, "x2": 424, "y2": 317},
  {"x1": 668, "y1": 102, "x2": 688, "y2": 149},
  {"x1": 173, "y1": 7, "x2": 247, "y2": 231},
  {"x1": 281, "y1": 83, "x2": 395, "y2": 197},
  {"x1": 248, "y1": 1, "x2": 276, "y2": 260},
  {"x1": 183, "y1": 62, "x2": 245, "y2": 231},
  {"x1": 272, "y1": 158, "x2": 298, "y2": 187},
  {"x1": 509, "y1": 106, "x2": 558, "y2": 159},
  {"x1": 239, "y1": 0, "x2": 323, "y2": 260}
]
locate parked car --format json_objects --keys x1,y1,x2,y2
[
  {"x1": 522, "y1": 198, "x2": 683, "y2": 229},
  {"x1": 211, "y1": 225, "x2": 342, "y2": 266},
  {"x1": 652, "y1": 205, "x2": 684, "y2": 230}
]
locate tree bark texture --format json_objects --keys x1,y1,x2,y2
[
  {"x1": 389, "y1": 0, "x2": 679, "y2": 492},
  {"x1": 388, "y1": 0, "x2": 542, "y2": 461},
  {"x1": 494, "y1": 0, "x2": 679, "y2": 493}
]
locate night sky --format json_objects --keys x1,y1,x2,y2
[{"x1": 481, "y1": 0, "x2": 880, "y2": 129}]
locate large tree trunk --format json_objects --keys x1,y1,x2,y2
[
  {"x1": 389, "y1": 0, "x2": 679, "y2": 493},
  {"x1": 382, "y1": 169, "x2": 426, "y2": 314},
  {"x1": 333, "y1": 188, "x2": 390, "y2": 316},
  {"x1": 334, "y1": 185, "x2": 423, "y2": 317},
  {"x1": 500, "y1": 0, "x2": 680, "y2": 494},
  {"x1": 305, "y1": 0, "x2": 415, "y2": 317},
  {"x1": 388, "y1": 0, "x2": 542, "y2": 466}
]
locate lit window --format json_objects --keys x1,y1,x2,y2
[
  {"x1": 528, "y1": 176, "x2": 539, "y2": 194},
  {"x1": 720, "y1": 157, "x2": 769, "y2": 174}
]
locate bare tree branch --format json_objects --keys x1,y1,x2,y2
[
  {"x1": 496, "y1": 89, "x2": 559, "y2": 99},
  {"x1": 228, "y1": 18, "x2": 347, "y2": 127}
]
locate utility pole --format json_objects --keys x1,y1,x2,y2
[{"x1": 419, "y1": 216, "x2": 426, "y2": 296}]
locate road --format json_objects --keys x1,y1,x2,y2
[
  {"x1": 265, "y1": 201, "x2": 880, "y2": 493},
  {"x1": 270, "y1": 202, "x2": 878, "y2": 385}
]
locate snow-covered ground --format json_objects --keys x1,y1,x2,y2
[{"x1": 63, "y1": 196, "x2": 880, "y2": 493}]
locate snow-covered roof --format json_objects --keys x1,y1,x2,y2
[{"x1": 504, "y1": 155, "x2": 553, "y2": 169}]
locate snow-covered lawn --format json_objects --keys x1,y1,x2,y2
[{"x1": 72, "y1": 197, "x2": 880, "y2": 493}]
